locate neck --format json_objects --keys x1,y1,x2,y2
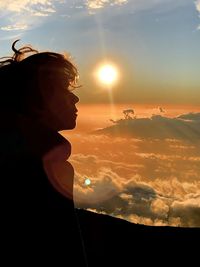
[{"x1": 16, "y1": 115, "x2": 71, "y2": 161}]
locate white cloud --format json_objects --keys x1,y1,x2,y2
[
  {"x1": 0, "y1": 33, "x2": 22, "y2": 41},
  {"x1": 84, "y1": 0, "x2": 190, "y2": 15},
  {"x1": 1, "y1": 23, "x2": 28, "y2": 31},
  {"x1": 0, "y1": 0, "x2": 55, "y2": 13},
  {"x1": 195, "y1": 0, "x2": 200, "y2": 12},
  {"x1": 31, "y1": 11, "x2": 49, "y2": 16},
  {"x1": 86, "y1": 0, "x2": 127, "y2": 11},
  {"x1": 0, "y1": 0, "x2": 60, "y2": 32},
  {"x1": 0, "y1": 0, "x2": 127, "y2": 14},
  {"x1": 195, "y1": 0, "x2": 200, "y2": 30}
]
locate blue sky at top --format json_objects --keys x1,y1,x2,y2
[{"x1": 0, "y1": 0, "x2": 199, "y2": 104}]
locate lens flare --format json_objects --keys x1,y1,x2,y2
[{"x1": 84, "y1": 178, "x2": 91, "y2": 186}]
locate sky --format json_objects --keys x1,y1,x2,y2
[
  {"x1": 1, "y1": 1, "x2": 200, "y2": 227},
  {"x1": 0, "y1": 0, "x2": 200, "y2": 104}
]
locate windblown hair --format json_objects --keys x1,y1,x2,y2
[{"x1": 0, "y1": 40, "x2": 79, "y2": 113}]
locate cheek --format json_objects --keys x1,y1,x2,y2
[
  {"x1": 48, "y1": 93, "x2": 65, "y2": 108},
  {"x1": 45, "y1": 91, "x2": 74, "y2": 117},
  {"x1": 53, "y1": 99, "x2": 73, "y2": 119}
]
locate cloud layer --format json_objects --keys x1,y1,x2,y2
[
  {"x1": 63, "y1": 113, "x2": 200, "y2": 227},
  {"x1": 73, "y1": 159, "x2": 200, "y2": 226},
  {"x1": 95, "y1": 113, "x2": 200, "y2": 142}
]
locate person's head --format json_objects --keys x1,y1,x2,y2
[{"x1": 0, "y1": 40, "x2": 79, "y2": 131}]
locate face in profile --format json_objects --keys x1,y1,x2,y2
[{"x1": 36, "y1": 71, "x2": 79, "y2": 131}]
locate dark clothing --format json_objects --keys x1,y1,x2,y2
[{"x1": 1, "y1": 119, "x2": 87, "y2": 266}]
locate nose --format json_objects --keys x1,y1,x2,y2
[{"x1": 70, "y1": 92, "x2": 79, "y2": 104}]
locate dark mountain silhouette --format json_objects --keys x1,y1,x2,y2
[
  {"x1": 76, "y1": 208, "x2": 199, "y2": 266},
  {"x1": 94, "y1": 114, "x2": 200, "y2": 142}
]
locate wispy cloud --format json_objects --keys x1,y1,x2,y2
[
  {"x1": 0, "y1": 0, "x2": 56, "y2": 14},
  {"x1": 195, "y1": 0, "x2": 200, "y2": 30},
  {"x1": 86, "y1": 0, "x2": 128, "y2": 10},
  {"x1": 0, "y1": 0, "x2": 127, "y2": 15},
  {"x1": 85, "y1": 0, "x2": 190, "y2": 15},
  {"x1": 0, "y1": 0, "x2": 59, "y2": 32},
  {"x1": 1, "y1": 23, "x2": 28, "y2": 31},
  {"x1": 195, "y1": 0, "x2": 200, "y2": 12}
]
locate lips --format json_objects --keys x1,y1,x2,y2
[
  {"x1": 74, "y1": 108, "x2": 78, "y2": 115},
  {"x1": 73, "y1": 110, "x2": 78, "y2": 117},
  {"x1": 67, "y1": 107, "x2": 78, "y2": 118}
]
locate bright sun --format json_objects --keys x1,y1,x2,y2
[{"x1": 97, "y1": 64, "x2": 118, "y2": 86}]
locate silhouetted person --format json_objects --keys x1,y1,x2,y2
[{"x1": 0, "y1": 40, "x2": 87, "y2": 265}]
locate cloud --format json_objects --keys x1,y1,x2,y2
[
  {"x1": 123, "y1": 214, "x2": 171, "y2": 226},
  {"x1": 0, "y1": 0, "x2": 56, "y2": 14},
  {"x1": 95, "y1": 113, "x2": 200, "y2": 142},
  {"x1": 0, "y1": 0, "x2": 60, "y2": 32},
  {"x1": 84, "y1": 0, "x2": 192, "y2": 18},
  {"x1": 73, "y1": 152, "x2": 200, "y2": 226},
  {"x1": 65, "y1": 111, "x2": 200, "y2": 226},
  {"x1": 74, "y1": 167, "x2": 122, "y2": 205},
  {"x1": 151, "y1": 199, "x2": 169, "y2": 217},
  {"x1": 177, "y1": 112, "x2": 200, "y2": 121},
  {"x1": 195, "y1": 0, "x2": 200, "y2": 30},
  {"x1": 68, "y1": 126, "x2": 200, "y2": 183},
  {"x1": 170, "y1": 196, "x2": 200, "y2": 227},
  {"x1": 1, "y1": 23, "x2": 28, "y2": 31},
  {"x1": 135, "y1": 152, "x2": 182, "y2": 160},
  {"x1": 86, "y1": 0, "x2": 128, "y2": 10},
  {"x1": 71, "y1": 153, "x2": 98, "y2": 164},
  {"x1": 195, "y1": 0, "x2": 200, "y2": 12},
  {"x1": 71, "y1": 153, "x2": 144, "y2": 172},
  {"x1": 0, "y1": 33, "x2": 22, "y2": 41},
  {"x1": 78, "y1": 176, "x2": 200, "y2": 226},
  {"x1": 75, "y1": 169, "x2": 158, "y2": 220}
]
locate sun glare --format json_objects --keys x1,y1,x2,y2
[{"x1": 97, "y1": 64, "x2": 118, "y2": 86}]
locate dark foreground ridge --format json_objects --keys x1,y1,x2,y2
[{"x1": 76, "y1": 208, "x2": 199, "y2": 266}]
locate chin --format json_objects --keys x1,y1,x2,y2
[{"x1": 60, "y1": 121, "x2": 76, "y2": 131}]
